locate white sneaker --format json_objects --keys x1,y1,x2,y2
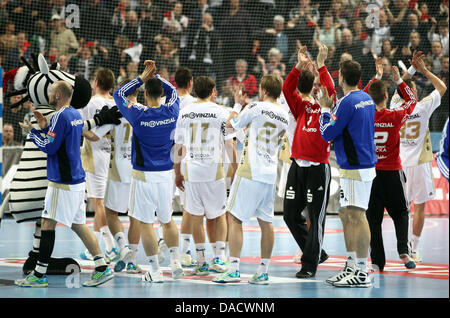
[
  {"x1": 171, "y1": 261, "x2": 184, "y2": 279},
  {"x1": 411, "y1": 252, "x2": 423, "y2": 263},
  {"x1": 209, "y1": 257, "x2": 228, "y2": 273},
  {"x1": 293, "y1": 249, "x2": 302, "y2": 264},
  {"x1": 180, "y1": 252, "x2": 194, "y2": 267},
  {"x1": 158, "y1": 239, "x2": 168, "y2": 264},
  {"x1": 325, "y1": 264, "x2": 355, "y2": 285},
  {"x1": 114, "y1": 246, "x2": 133, "y2": 272},
  {"x1": 142, "y1": 270, "x2": 164, "y2": 283},
  {"x1": 332, "y1": 270, "x2": 372, "y2": 288}
]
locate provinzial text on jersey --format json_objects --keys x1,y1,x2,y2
[{"x1": 140, "y1": 118, "x2": 176, "y2": 127}]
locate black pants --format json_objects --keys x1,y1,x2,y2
[
  {"x1": 366, "y1": 169, "x2": 411, "y2": 269},
  {"x1": 283, "y1": 161, "x2": 331, "y2": 273}
]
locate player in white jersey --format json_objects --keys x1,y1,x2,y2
[
  {"x1": 394, "y1": 57, "x2": 447, "y2": 262},
  {"x1": 174, "y1": 76, "x2": 237, "y2": 276},
  {"x1": 212, "y1": 75, "x2": 289, "y2": 285},
  {"x1": 86, "y1": 80, "x2": 143, "y2": 274},
  {"x1": 79, "y1": 68, "x2": 118, "y2": 262}
]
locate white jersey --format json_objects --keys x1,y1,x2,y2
[
  {"x1": 175, "y1": 101, "x2": 233, "y2": 182},
  {"x1": 93, "y1": 117, "x2": 132, "y2": 183},
  {"x1": 80, "y1": 96, "x2": 116, "y2": 177},
  {"x1": 278, "y1": 93, "x2": 296, "y2": 163},
  {"x1": 179, "y1": 94, "x2": 197, "y2": 110},
  {"x1": 231, "y1": 101, "x2": 289, "y2": 185},
  {"x1": 399, "y1": 89, "x2": 441, "y2": 167}
]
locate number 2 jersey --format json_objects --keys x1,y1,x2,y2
[
  {"x1": 92, "y1": 117, "x2": 133, "y2": 183},
  {"x1": 230, "y1": 101, "x2": 289, "y2": 185}
]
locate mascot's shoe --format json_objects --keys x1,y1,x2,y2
[{"x1": 23, "y1": 251, "x2": 81, "y2": 276}]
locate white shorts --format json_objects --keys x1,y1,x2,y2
[
  {"x1": 42, "y1": 182, "x2": 86, "y2": 227},
  {"x1": 104, "y1": 179, "x2": 131, "y2": 214},
  {"x1": 128, "y1": 173, "x2": 174, "y2": 224},
  {"x1": 183, "y1": 179, "x2": 227, "y2": 219},
  {"x1": 226, "y1": 176, "x2": 276, "y2": 223},
  {"x1": 339, "y1": 178, "x2": 373, "y2": 211},
  {"x1": 85, "y1": 172, "x2": 108, "y2": 199},
  {"x1": 404, "y1": 162, "x2": 436, "y2": 204}
]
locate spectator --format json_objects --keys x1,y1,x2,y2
[
  {"x1": 58, "y1": 54, "x2": 69, "y2": 72},
  {"x1": 0, "y1": 21, "x2": 17, "y2": 51},
  {"x1": 111, "y1": 0, "x2": 131, "y2": 40},
  {"x1": 351, "y1": 19, "x2": 369, "y2": 49},
  {"x1": 258, "y1": 47, "x2": 286, "y2": 77},
  {"x1": 228, "y1": 59, "x2": 258, "y2": 98},
  {"x1": 117, "y1": 61, "x2": 139, "y2": 84},
  {"x1": 154, "y1": 36, "x2": 179, "y2": 76},
  {"x1": 286, "y1": 0, "x2": 318, "y2": 52},
  {"x1": 332, "y1": 28, "x2": 364, "y2": 70},
  {"x1": 380, "y1": 56, "x2": 397, "y2": 102},
  {"x1": 104, "y1": 35, "x2": 132, "y2": 78},
  {"x1": 3, "y1": 95, "x2": 28, "y2": 144},
  {"x1": 122, "y1": 10, "x2": 141, "y2": 44},
  {"x1": 29, "y1": 20, "x2": 49, "y2": 56},
  {"x1": 46, "y1": 46, "x2": 59, "y2": 66},
  {"x1": 264, "y1": 15, "x2": 289, "y2": 62},
  {"x1": 51, "y1": 0, "x2": 66, "y2": 19},
  {"x1": 326, "y1": 0, "x2": 349, "y2": 28},
  {"x1": 430, "y1": 40, "x2": 443, "y2": 74},
  {"x1": 2, "y1": 123, "x2": 21, "y2": 147},
  {"x1": 385, "y1": 0, "x2": 410, "y2": 47},
  {"x1": 68, "y1": 44, "x2": 104, "y2": 81},
  {"x1": 430, "y1": 54, "x2": 449, "y2": 131},
  {"x1": 0, "y1": 2, "x2": 8, "y2": 33},
  {"x1": 313, "y1": 15, "x2": 341, "y2": 48},
  {"x1": 3, "y1": 32, "x2": 32, "y2": 72},
  {"x1": 428, "y1": 19, "x2": 449, "y2": 56},
  {"x1": 50, "y1": 14, "x2": 79, "y2": 58},
  {"x1": 408, "y1": 31, "x2": 426, "y2": 54},
  {"x1": 380, "y1": 39, "x2": 397, "y2": 62},
  {"x1": 79, "y1": 0, "x2": 111, "y2": 44},
  {"x1": 163, "y1": 1, "x2": 188, "y2": 55},
  {"x1": 5, "y1": 0, "x2": 39, "y2": 36},
  {"x1": 368, "y1": 9, "x2": 392, "y2": 56}
]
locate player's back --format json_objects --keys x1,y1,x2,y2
[
  {"x1": 234, "y1": 101, "x2": 289, "y2": 185},
  {"x1": 177, "y1": 101, "x2": 230, "y2": 182},
  {"x1": 179, "y1": 94, "x2": 197, "y2": 110}
]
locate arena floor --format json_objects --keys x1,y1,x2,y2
[{"x1": 0, "y1": 215, "x2": 448, "y2": 299}]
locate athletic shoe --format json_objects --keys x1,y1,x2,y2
[
  {"x1": 126, "y1": 263, "x2": 144, "y2": 274},
  {"x1": 400, "y1": 254, "x2": 416, "y2": 269},
  {"x1": 180, "y1": 250, "x2": 195, "y2": 267},
  {"x1": 209, "y1": 257, "x2": 228, "y2": 273},
  {"x1": 293, "y1": 249, "x2": 302, "y2": 264},
  {"x1": 332, "y1": 270, "x2": 372, "y2": 288},
  {"x1": 411, "y1": 252, "x2": 423, "y2": 263},
  {"x1": 171, "y1": 261, "x2": 184, "y2": 279},
  {"x1": 191, "y1": 263, "x2": 209, "y2": 276},
  {"x1": 15, "y1": 273, "x2": 48, "y2": 287},
  {"x1": 158, "y1": 239, "x2": 169, "y2": 264},
  {"x1": 212, "y1": 271, "x2": 241, "y2": 283},
  {"x1": 142, "y1": 270, "x2": 163, "y2": 283},
  {"x1": 80, "y1": 250, "x2": 94, "y2": 261},
  {"x1": 319, "y1": 251, "x2": 329, "y2": 264},
  {"x1": 114, "y1": 246, "x2": 133, "y2": 272},
  {"x1": 82, "y1": 267, "x2": 114, "y2": 287},
  {"x1": 325, "y1": 263, "x2": 355, "y2": 285},
  {"x1": 248, "y1": 273, "x2": 269, "y2": 285},
  {"x1": 105, "y1": 248, "x2": 119, "y2": 264},
  {"x1": 296, "y1": 269, "x2": 315, "y2": 278}
]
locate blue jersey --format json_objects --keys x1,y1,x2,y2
[
  {"x1": 436, "y1": 118, "x2": 449, "y2": 181},
  {"x1": 319, "y1": 90, "x2": 377, "y2": 170},
  {"x1": 113, "y1": 75, "x2": 179, "y2": 172},
  {"x1": 29, "y1": 106, "x2": 85, "y2": 184}
]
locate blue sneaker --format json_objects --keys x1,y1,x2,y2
[
  {"x1": 82, "y1": 267, "x2": 114, "y2": 287},
  {"x1": 212, "y1": 271, "x2": 241, "y2": 283},
  {"x1": 15, "y1": 273, "x2": 48, "y2": 287},
  {"x1": 209, "y1": 257, "x2": 228, "y2": 273},
  {"x1": 114, "y1": 246, "x2": 133, "y2": 272},
  {"x1": 105, "y1": 248, "x2": 119, "y2": 264},
  {"x1": 126, "y1": 263, "x2": 144, "y2": 274},
  {"x1": 191, "y1": 263, "x2": 209, "y2": 276},
  {"x1": 400, "y1": 254, "x2": 416, "y2": 269},
  {"x1": 248, "y1": 273, "x2": 269, "y2": 285}
]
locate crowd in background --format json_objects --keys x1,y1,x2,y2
[{"x1": 1, "y1": 0, "x2": 449, "y2": 145}]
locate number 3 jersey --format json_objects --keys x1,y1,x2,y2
[
  {"x1": 92, "y1": 118, "x2": 133, "y2": 183},
  {"x1": 373, "y1": 81, "x2": 417, "y2": 170},
  {"x1": 398, "y1": 89, "x2": 442, "y2": 167},
  {"x1": 175, "y1": 101, "x2": 234, "y2": 182},
  {"x1": 231, "y1": 101, "x2": 289, "y2": 185}
]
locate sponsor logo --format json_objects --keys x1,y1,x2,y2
[
  {"x1": 305, "y1": 106, "x2": 321, "y2": 114},
  {"x1": 330, "y1": 114, "x2": 338, "y2": 125},
  {"x1": 286, "y1": 186, "x2": 295, "y2": 200},
  {"x1": 302, "y1": 126, "x2": 317, "y2": 133},
  {"x1": 375, "y1": 122, "x2": 393, "y2": 127},
  {"x1": 354, "y1": 100, "x2": 374, "y2": 109},
  {"x1": 307, "y1": 189, "x2": 313, "y2": 203},
  {"x1": 182, "y1": 112, "x2": 217, "y2": 119},
  {"x1": 140, "y1": 118, "x2": 176, "y2": 127},
  {"x1": 408, "y1": 113, "x2": 420, "y2": 120},
  {"x1": 261, "y1": 110, "x2": 288, "y2": 124},
  {"x1": 47, "y1": 130, "x2": 56, "y2": 142},
  {"x1": 71, "y1": 119, "x2": 83, "y2": 126}
]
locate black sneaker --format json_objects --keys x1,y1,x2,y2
[
  {"x1": 296, "y1": 269, "x2": 316, "y2": 278},
  {"x1": 319, "y1": 252, "x2": 329, "y2": 264}
]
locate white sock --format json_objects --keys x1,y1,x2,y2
[
  {"x1": 128, "y1": 244, "x2": 138, "y2": 264},
  {"x1": 114, "y1": 232, "x2": 126, "y2": 250},
  {"x1": 211, "y1": 242, "x2": 217, "y2": 258},
  {"x1": 356, "y1": 258, "x2": 367, "y2": 272},
  {"x1": 257, "y1": 258, "x2": 270, "y2": 276},
  {"x1": 346, "y1": 252, "x2": 357, "y2": 270},
  {"x1": 100, "y1": 226, "x2": 115, "y2": 252},
  {"x1": 157, "y1": 226, "x2": 164, "y2": 242},
  {"x1": 94, "y1": 231, "x2": 102, "y2": 250},
  {"x1": 148, "y1": 255, "x2": 159, "y2": 272},
  {"x1": 93, "y1": 254, "x2": 107, "y2": 270},
  {"x1": 195, "y1": 243, "x2": 206, "y2": 265},
  {"x1": 169, "y1": 247, "x2": 180, "y2": 265},
  {"x1": 180, "y1": 234, "x2": 191, "y2": 254},
  {"x1": 412, "y1": 235, "x2": 420, "y2": 253},
  {"x1": 225, "y1": 242, "x2": 230, "y2": 258},
  {"x1": 215, "y1": 241, "x2": 226, "y2": 261},
  {"x1": 229, "y1": 257, "x2": 240, "y2": 273}
]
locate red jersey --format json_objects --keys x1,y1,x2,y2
[
  {"x1": 282, "y1": 66, "x2": 335, "y2": 163},
  {"x1": 366, "y1": 81, "x2": 417, "y2": 170}
]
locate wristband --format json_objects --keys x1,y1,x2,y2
[
  {"x1": 407, "y1": 66, "x2": 416, "y2": 76},
  {"x1": 233, "y1": 103, "x2": 243, "y2": 114},
  {"x1": 375, "y1": 74, "x2": 382, "y2": 80},
  {"x1": 395, "y1": 78, "x2": 404, "y2": 85}
]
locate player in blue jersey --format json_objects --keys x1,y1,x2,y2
[
  {"x1": 16, "y1": 81, "x2": 114, "y2": 287},
  {"x1": 319, "y1": 60, "x2": 377, "y2": 288},
  {"x1": 113, "y1": 60, "x2": 183, "y2": 283},
  {"x1": 437, "y1": 118, "x2": 449, "y2": 182}
]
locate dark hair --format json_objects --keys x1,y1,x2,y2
[
  {"x1": 297, "y1": 69, "x2": 314, "y2": 94},
  {"x1": 145, "y1": 78, "x2": 163, "y2": 99},
  {"x1": 368, "y1": 80, "x2": 387, "y2": 105},
  {"x1": 339, "y1": 60, "x2": 361, "y2": 86},
  {"x1": 175, "y1": 67, "x2": 193, "y2": 89},
  {"x1": 194, "y1": 76, "x2": 216, "y2": 99},
  {"x1": 260, "y1": 75, "x2": 282, "y2": 99},
  {"x1": 95, "y1": 68, "x2": 115, "y2": 91},
  {"x1": 119, "y1": 79, "x2": 139, "y2": 97}
]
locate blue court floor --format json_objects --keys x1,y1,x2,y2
[{"x1": 0, "y1": 215, "x2": 448, "y2": 298}]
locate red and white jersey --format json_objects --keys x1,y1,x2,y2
[{"x1": 372, "y1": 82, "x2": 417, "y2": 170}]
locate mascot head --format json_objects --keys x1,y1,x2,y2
[{"x1": 4, "y1": 53, "x2": 92, "y2": 109}]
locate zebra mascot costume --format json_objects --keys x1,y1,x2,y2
[{"x1": 1, "y1": 54, "x2": 122, "y2": 275}]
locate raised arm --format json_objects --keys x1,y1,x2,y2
[
  {"x1": 157, "y1": 74, "x2": 179, "y2": 108},
  {"x1": 363, "y1": 57, "x2": 384, "y2": 93},
  {"x1": 317, "y1": 43, "x2": 337, "y2": 101},
  {"x1": 391, "y1": 66, "x2": 417, "y2": 122}
]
